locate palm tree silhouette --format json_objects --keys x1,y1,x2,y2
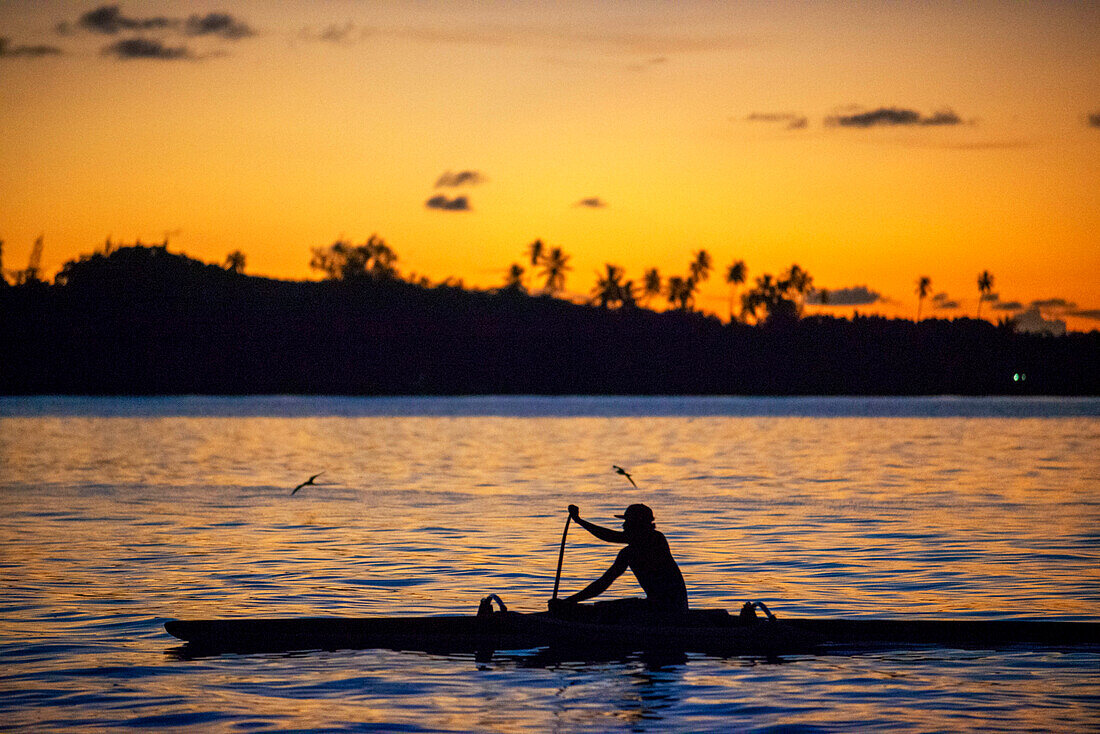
[
  {"x1": 504, "y1": 263, "x2": 526, "y2": 292},
  {"x1": 526, "y1": 239, "x2": 545, "y2": 290},
  {"x1": 782, "y1": 263, "x2": 813, "y2": 316},
  {"x1": 224, "y1": 250, "x2": 246, "y2": 274},
  {"x1": 725, "y1": 259, "x2": 747, "y2": 321},
  {"x1": 540, "y1": 246, "x2": 571, "y2": 295},
  {"x1": 976, "y1": 270, "x2": 994, "y2": 320},
  {"x1": 592, "y1": 264, "x2": 627, "y2": 308},
  {"x1": 642, "y1": 268, "x2": 662, "y2": 306},
  {"x1": 915, "y1": 276, "x2": 931, "y2": 321},
  {"x1": 666, "y1": 275, "x2": 695, "y2": 311},
  {"x1": 689, "y1": 249, "x2": 712, "y2": 284}
]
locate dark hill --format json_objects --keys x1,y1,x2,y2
[{"x1": 2, "y1": 246, "x2": 1096, "y2": 395}]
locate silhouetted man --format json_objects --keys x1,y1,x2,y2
[{"x1": 550, "y1": 503, "x2": 688, "y2": 617}]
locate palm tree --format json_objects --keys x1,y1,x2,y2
[
  {"x1": 666, "y1": 275, "x2": 695, "y2": 311},
  {"x1": 224, "y1": 250, "x2": 246, "y2": 274},
  {"x1": 915, "y1": 276, "x2": 931, "y2": 321},
  {"x1": 540, "y1": 246, "x2": 571, "y2": 295},
  {"x1": 976, "y1": 270, "x2": 994, "y2": 320},
  {"x1": 725, "y1": 259, "x2": 747, "y2": 321},
  {"x1": 689, "y1": 249, "x2": 712, "y2": 284},
  {"x1": 527, "y1": 239, "x2": 544, "y2": 267},
  {"x1": 781, "y1": 263, "x2": 813, "y2": 315},
  {"x1": 503, "y1": 263, "x2": 525, "y2": 292},
  {"x1": 642, "y1": 268, "x2": 662, "y2": 306},
  {"x1": 592, "y1": 264, "x2": 625, "y2": 308}
]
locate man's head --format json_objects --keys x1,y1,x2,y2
[{"x1": 616, "y1": 503, "x2": 655, "y2": 532}]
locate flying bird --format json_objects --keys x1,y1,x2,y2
[
  {"x1": 291, "y1": 472, "x2": 324, "y2": 496},
  {"x1": 613, "y1": 465, "x2": 638, "y2": 488}
]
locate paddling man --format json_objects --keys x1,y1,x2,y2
[{"x1": 550, "y1": 503, "x2": 688, "y2": 616}]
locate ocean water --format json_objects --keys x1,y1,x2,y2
[{"x1": 1, "y1": 396, "x2": 1098, "y2": 732}]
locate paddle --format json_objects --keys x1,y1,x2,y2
[{"x1": 551, "y1": 513, "x2": 571, "y2": 600}]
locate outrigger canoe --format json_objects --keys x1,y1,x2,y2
[{"x1": 164, "y1": 600, "x2": 1099, "y2": 657}]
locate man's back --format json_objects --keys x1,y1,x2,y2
[{"x1": 618, "y1": 529, "x2": 688, "y2": 611}]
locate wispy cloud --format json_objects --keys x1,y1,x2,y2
[
  {"x1": 425, "y1": 195, "x2": 471, "y2": 211},
  {"x1": 575, "y1": 197, "x2": 607, "y2": 208},
  {"x1": 1069, "y1": 309, "x2": 1100, "y2": 321},
  {"x1": 301, "y1": 22, "x2": 373, "y2": 44},
  {"x1": 103, "y1": 37, "x2": 192, "y2": 60},
  {"x1": 1088, "y1": 113, "x2": 1100, "y2": 128},
  {"x1": 1031, "y1": 298, "x2": 1077, "y2": 310},
  {"x1": 73, "y1": 5, "x2": 175, "y2": 34},
  {"x1": 0, "y1": 37, "x2": 63, "y2": 58},
  {"x1": 808, "y1": 286, "x2": 881, "y2": 306},
  {"x1": 67, "y1": 5, "x2": 254, "y2": 39},
  {"x1": 933, "y1": 292, "x2": 960, "y2": 310},
  {"x1": 746, "y1": 112, "x2": 808, "y2": 130},
  {"x1": 992, "y1": 300, "x2": 1024, "y2": 311},
  {"x1": 184, "y1": 13, "x2": 254, "y2": 40},
  {"x1": 827, "y1": 107, "x2": 965, "y2": 128},
  {"x1": 434, "y1": 170, "x2": 486, "y2": 188}
]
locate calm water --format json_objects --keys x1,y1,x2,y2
[{"x1": 1, "y1": 396, "x2": 1098, "y2": 732}]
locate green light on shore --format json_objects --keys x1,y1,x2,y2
[{"x1": 1014, "y1": 373, "x2": 1027, "y2": 382}]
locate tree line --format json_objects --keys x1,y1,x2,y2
[{"x1": 1, "y1": 238, "x2": 1095, "y2": 395}]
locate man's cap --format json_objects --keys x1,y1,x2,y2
[{"x1": 615, "y1": 503, "x2": 654, "y2": 522}]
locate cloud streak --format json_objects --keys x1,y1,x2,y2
[
  {"x1": 65, "y1": 5, "x2": 254, "y2": 40},
  {"x1": 434, "y1": 170, "x2": 486, "y2": 188},
  {"x1": 103, "y1": 37, "x2": 192, "y2": 60},
  {"x1": 1088, "y1": 113, "x2": 1100, "y2": 128},
  {"x1": 933, "y1": 293, "x2": 959, "y2": 310},
  {"x1": 425, "y1": 195, "x2": 471, "y2": 211},
  {"x1": 0, "y1": 37, "x2": 62, "y2": 57},
  {"x1": 808, "y1": 286, "x2": 882, "y2": 306},
  {"x1": 746, "y1": 112, "x2": 808, "y2": 130},
  {"x1": 827, "y1": 107, "x2": 964, "y2": 128},
  {"x1": 576, "y1": 197, "x2": 607, "y2": 208}
]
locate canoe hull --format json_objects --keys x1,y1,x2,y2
[{"x1": 164, "y1": 613, "x2": 1100, "y2": 657}]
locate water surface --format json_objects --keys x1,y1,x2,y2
[{"x1": 2, "y1": 396, "x2": 1097, "y2": 731}]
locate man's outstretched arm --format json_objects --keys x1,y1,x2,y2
[{"x1": 569, "y1": 504, "x2": 627, "y2": 544}]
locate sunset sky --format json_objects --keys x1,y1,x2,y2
[{"x1": 2, "y1": 1, "x2": 1098, "y2": 329}]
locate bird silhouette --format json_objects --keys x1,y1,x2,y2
[
  {"x1": 612, "y1": 465, "x2": 638, "y2": 488},
  {"x1": 291, "y1": 472, "x2": 324, "y2": 496}
]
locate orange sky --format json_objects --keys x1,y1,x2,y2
[{"x1": 2, "y1": 1, "x2": 1098, "y2": 329}]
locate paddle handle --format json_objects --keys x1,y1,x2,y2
[{"x1": 551, "y1": 514, "x2": 571, "y2": 600}]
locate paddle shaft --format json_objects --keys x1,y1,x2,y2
[{"x1": 551, "y1": 515, "x2": 572, "y2": 600}]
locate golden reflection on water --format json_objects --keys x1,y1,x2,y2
[
  {"x1": 1, "y1": 404, "x2": 1099, "y2": 731},
  {"x1": 2, "y1": 412, "x2": 1097, "y2": 620}
]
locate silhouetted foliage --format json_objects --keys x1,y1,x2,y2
[
  {"x1": 310, "y1": 235, "x2": 397, "y2": 281},
  {"x1": 1, "y1": 244, "x2": 1096, "y2": 396}
]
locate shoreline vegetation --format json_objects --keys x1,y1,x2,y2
[{"x1": 2, "y1": 242, "x2": 1097, "y2": 396}]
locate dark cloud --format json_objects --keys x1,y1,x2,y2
[
  {"x1": 434, "y1": 170, "x2": 486, "y2": 188},
  {"x1": 1031, "y1": 298, "x2": 1077, "y2": 309},
  {"x1": 0, "y1": 37, "x2": 63, "y2": 57},
  {"x1": 576, "y1": 197, "x2": 607, "y2": 208},
  {"x1": 932, "y1": 292, "x2": 959, "y2": 310},
  {"x1": 1088, "y1": 113, "x2": 1100, "y2": 128},
  {"x1": 1069, "y1": 309, "x2": 1100, "y2": 321},
  {"x1": 69, "y1": 6, "x2": 253, "y2": 41},
  {"x1": 992, "y1": 300, "x2": 1024, "y2": 311},
  {"x1": 425, "y1": 195, "x2": 471, "y2": 211},
  {"x1": 185, "y1": 13, "x2": 253, "y2": 39},
  {"x1": 77, "y1": 5, "x2": 175, "y2": 34},
  {"x1": 807, "y1": 286, "x2": 881, "y2": 306},
  {"x1": 827, "y1": 107, "x2": 965, "y2": 128},
  {"x1": 103, "y1": 37, "x2": 192, "y2": 60},
  {"x1": 746, "y1": 112, "x2": 808, "y2": 130}
]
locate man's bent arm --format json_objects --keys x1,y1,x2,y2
[{"x1": 566, "y1": 553, "x2": 628, "y2": 603}]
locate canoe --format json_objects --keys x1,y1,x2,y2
[{"x1": 164, "y1": 610, "x2": 1099, "y2": 657}]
